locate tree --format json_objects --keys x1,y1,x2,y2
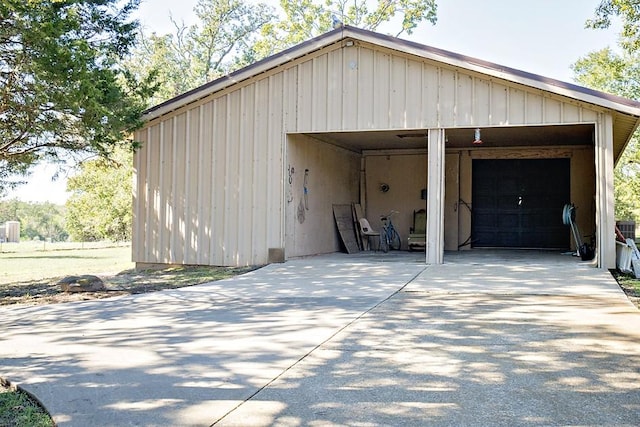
[
  {"x1": 130, "y1": 0, "x2": 438, "y2": 105},
  {"x1": 125, "y1": 0, "x2": 275, "y2": 105},
  {"x1": 572, "y1": 51, "x2": 640, "y2": 221},
  {"x1": 587, "y1": 0, "x2": 640, "y2": 52},
  {"x1": 0, "y1": 199, "x2": 68, "y2": 241},
  {"x1": 0, "y1": 0, "x2": 156, "y2": 193},
  {"x1": 251, "y1": 0, "x2": 438, "y2": 60},
  {"x1": 65, "y1": 148, "x2": 132, "y2": 242}
]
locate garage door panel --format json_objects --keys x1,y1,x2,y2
[{"x1": 472, "y1": 159, "x2": 570, "y2": 249}]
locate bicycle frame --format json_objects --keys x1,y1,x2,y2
[{"x1": 380, "y1": 210, "x2": 401, "y2": 251}]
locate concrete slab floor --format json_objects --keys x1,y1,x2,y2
[{"x1": 1, "y1": 250, "x2": 639, "y2": 426}]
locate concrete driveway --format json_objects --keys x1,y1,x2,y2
[{"x1": 1, "y1": 251, "x2": 640, "y2": 426}]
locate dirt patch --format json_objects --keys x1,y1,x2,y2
[{"x1": 0, "y1": 265, "x2": 261, "y2": 306}]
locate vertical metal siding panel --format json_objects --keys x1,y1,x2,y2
[
  {"x1": 237, "y1": 86, "x2": 255, "y2": 265},
  {"x1": 508, "y1": 88, "x2": 526, "y2": 124},
  {"x1": 159, "y1": 121, "x2": 171, "y2": 263},
  {"x1": 581, "y1": 108, "x2": 598, "y2": 122},
  {"x1": 457, "y1": 73, "x2": 473, "y2": 126},
  {"x1": 187, "y1": 107, "x2": 201, "y2": 264},
  {"x1": 490, "y1": 82, "x2": 508, "y2": 125},
  {"x1": 173, "y1": 113, "x2": 187, "y2": 263},
  {"x1": 544, "y1": 97, "x2": 562, "y2": 123},
  {"x1": 439, "y1": 68, "x2": 456, "y2": 127},
  {"x1": 406, "y1": 59, "x2": 422, "y2": 128},
  {"x1": 211, "y1": 96, "x2": 227, "y2": 265},
  {"x1": 563, "y1": 102, "x2": 580, "y2": 122},
  {"x1": 473, "y1": 77, "x2": 491, "y2": 126},
  {"x1": 225, "y1": 91, "x2": 241, "y2": 265},
  {"x1": 133, "y1": 129, "x2": 148, "y2": 263},
  {"x1": 199, "y1": 102, "x2": 214, "y2": 264},
  {"x1": 327, "y1": 49, "x2": 343, "y2": 130},
  {"x1": 358, "y1": 47, "x2": 375, "y2": 129},
  {"x1": 525, "y1": 92, "x2": 544, "y2": 124},
  {"x1": 342, "y1": 45, "x2": 358, "y2": 129},
  {"x1": 374, "y1": 51, "x2": 391, "y2": 128},
  {"x1": 422, "y1": 64, "x2": 439, "y2": 126},
  {"x1": 269, "y1": 73, "x2": 285, "y2": 253},
  {"x1": 164, "y1": 119, "x2": 175, "y2": 263},
  {"x1": 253, "y1": 78, "x2": 270, "y2": 263},
  {"x1": 312, "y1": 55, "x2": 328, "y2": 131},
  {"x1": 148, "y1": 124, "x2": 161, "y2": 262},
  {"x1": 297, "y1": 61, "x2": 313, "y2": 131},
  {"x1": 183, "y1": 110, "x2": 192, "y2": 263},
  {"x1": 389, "y1": 56, "x2": 406, "y2": 128},
  {"x1": 284, "y1": 67, "x2": 298, "y2": 133}
]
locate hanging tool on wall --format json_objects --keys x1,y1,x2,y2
[
  {"x1": 297, "y1": 168, "x2": 310, "y2": 223},
  {"x1": 287, "y1": 165, "x2": 294, "y2": 203},
  {"x1": 304, "y1": 169, "x2": 309, "y2": 210}
]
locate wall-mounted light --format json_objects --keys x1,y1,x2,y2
[
  {"x1": 345, "y1": 40, "x2": 354, "y2": 47},
  {"x1": 473, "y1": 128, "x2": 483, "y2": 145}
]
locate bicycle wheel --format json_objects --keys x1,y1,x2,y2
[
  {"x1": 389, "y1": 228, "x2": 401, "y2": 250},
  {"x1": 379, "y1": 232, "x2": 389, "y2": 253}
]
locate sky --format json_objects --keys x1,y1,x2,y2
[{"x1": 4, "y1": 0, "x2": 622, "y2": 205}]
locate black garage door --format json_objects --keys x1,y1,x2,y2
[{"x1": 472, "y1": 159, "x2": 570, "y2": 249}]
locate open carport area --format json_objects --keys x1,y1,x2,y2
[{"x1": 2, "y1": 251, "x2": 640, "y2": 426}]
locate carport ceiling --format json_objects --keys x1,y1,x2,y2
[{"x1": 304, "y1": 124, "x2": 594, "y2": 152}]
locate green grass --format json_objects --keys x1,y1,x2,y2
[
  {"x1": 0, "y1": 383, "x2": 53, "y2": 427},
  {"x1": 614, "y1": 271, "x2": 640, "y2": 292},
  {"x1": 0, "y1": 244, "x2": 134, "y2": 284}
]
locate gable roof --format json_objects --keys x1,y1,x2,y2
[{"x1": 143, "y1": 25, "x2": 640, "y2": 151}]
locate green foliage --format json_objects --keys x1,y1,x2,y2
[
  {"x1": 65, "y1": 148, "x2": 132, "y2": 242},
  {"x1": 579, "y1": 2, "x2": 640, "y2": 221},
  {"x1": 251, "y1": 0, "x2": 438, "y2": 63},
  {"x1": 130, "y1": 0, "x2": 438, "y2": 105},
  {"x1": 0, "y1": 385, "x2": 53, "y2": 427},
  {"x1": 573, "y1": 47, "x2": 640, "y2": 220},
  {"x1": 0, "y1": 0, "x2": 157, "y2": 192},
  {"x1": 125, "y1": 0, "x2": 275, "y2": 105},
  {"x1": 0, "y1": 199, "x2": 67, "y2": 241},
  {"x1": 587, "y1": 0, "x2": 640, "y2": 53}
]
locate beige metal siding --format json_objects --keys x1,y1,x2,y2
[
  {"x1": 135, "y1": 79, "x2": 285, "y2": 266},
  {"x1": 284, "y1": 44, "x2": 608, "y2": 133},
  {"x1": 134, "y1": 40, "x2": 612, "y2": 267}
]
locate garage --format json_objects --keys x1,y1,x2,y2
[
  {"x1": 471, "y1": 158, "x2": 570, "y2": 249},
  {"x1": 133, "y1": 25, "x2": 640, "y2": 269}
]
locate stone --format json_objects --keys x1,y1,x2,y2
[{"x1": 58, "y1": 275, "x2": 105, "y2": 292}]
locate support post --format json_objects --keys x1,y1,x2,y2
[
  {"x1": 426, "y1": 128, "x2": 445, "y2": 264},
  {"x1": 595, "y1": 114, "x2": 615, "y2": 269}
]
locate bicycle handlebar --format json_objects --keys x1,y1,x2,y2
[{"x1": 380, "y1": 210, "x2": 399, "y2": 220}]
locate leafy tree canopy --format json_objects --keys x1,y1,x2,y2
[
  {"x1": 65, "y1": 147, "x2": 132, "y2": 242},
  {"x1": 587, "y1": 0, "x2": 640, "y2": 53},
  {"x1": 124, "y1": 0, "x2": 276, "y2": 106},
  {"x1": 0, "y1": 0, "x2": 157, "y2": 193},
  {"x1": 574, "y1": 16, "x2": 640, "y2": 219},
  {"x1": 131, "y1": 0, "x2": 438, "y2": 106},
  {"x1": 0, "y1": 199, "x2": 67, "y2": 241},
  {"x1": 252, "y1": 0, "x2": 438, "y2": 59}
]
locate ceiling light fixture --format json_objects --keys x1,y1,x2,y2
[{"x1": 473, "y1": 128, "x2": 483, "y2": 145}]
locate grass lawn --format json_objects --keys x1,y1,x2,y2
[
  {"x1": 0, "y1": 243, "x2": 134, "y2": 284},
  {"x1": 612, "y1": 270, "x2": 640, "y2": 307}
]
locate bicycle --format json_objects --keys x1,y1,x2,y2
[{"x1": 379, "y1": 210, "x2": 401, "y2": 252}]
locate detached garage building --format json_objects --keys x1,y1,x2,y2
[{"x1": 133, "y1": 26, "x2": 640, "y2": 269}]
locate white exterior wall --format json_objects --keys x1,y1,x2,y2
[{"x1": 134, "y1": 40, "x2": 615, "y2": 267}]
